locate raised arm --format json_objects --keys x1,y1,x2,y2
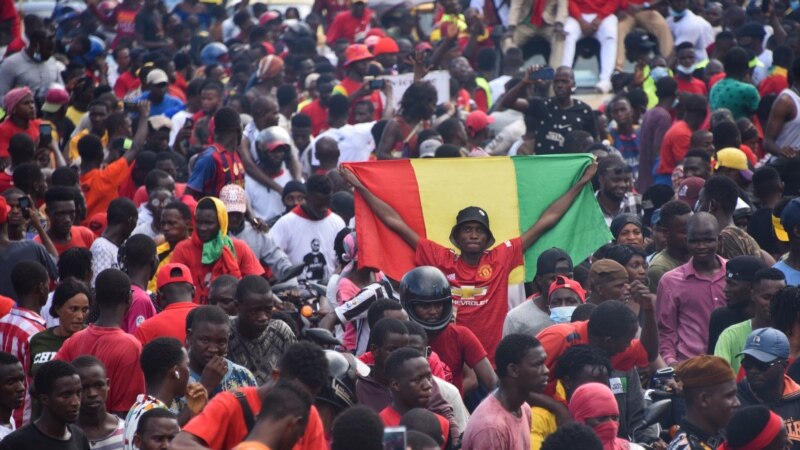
[
  {"x1": 340, "y1": 167, "x2": 419, "y2": 249},
  {"x1": 499, "y1": 66, "x2": 534, "y2": 112},
  {"x1": 520, "y1": 161, "x2": 597, "y2": 250},
  {"x1": 123, "y1": 101, "x2": 150, "y2": 164}
]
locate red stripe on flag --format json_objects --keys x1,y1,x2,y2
[{"x1": 344, "y1": 160, "x2": 425, "y2": 280}]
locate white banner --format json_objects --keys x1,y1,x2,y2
[{"x1": 382, "y1": 70, "x2": 450, "y2": 109}]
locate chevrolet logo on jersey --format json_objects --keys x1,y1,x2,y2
[{"x1": 452, "y1": 285, "x2": 487, "y2": 300}]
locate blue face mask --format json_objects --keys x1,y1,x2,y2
[
  {"x1": 669, "y1": 7, "x2": 686, "y2": 18},
  {"x1": 549, "y1": 306, "x2": 577, "y2": 324},
  {"x1": 650, "y1": 66, "x2": 669, "y2": 81}
]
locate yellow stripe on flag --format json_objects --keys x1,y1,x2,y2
[{"x1": 410, "y1": 157, "x2": 525, "y2": 283}]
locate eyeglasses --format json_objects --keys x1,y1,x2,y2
[{"x1": 741, "y1": 356, "x2": 784, "y2": 372}]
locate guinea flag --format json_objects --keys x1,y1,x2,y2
[{"x1": 343, "y1": 154, "x2": 612, "y2": 283}]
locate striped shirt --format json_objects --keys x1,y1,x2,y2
[
  {"x1": 0, "y1": 307, "x2": 46, "y2": 426},
  {"x1": 89, "y1": 416, "x2": 125, "y2": 450}
]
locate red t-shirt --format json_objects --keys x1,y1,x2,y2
[
  {"x1": 415, "y1": 237, "x2": 523, "y2": 365},
  {"x1": 134, "y1": 302, "x2": 198, "y2": 345},
  {"x1": 536, "y1": 320, "x2": 649, "y2": 396},
  {"x1": 334, "y1": 78, "x2": 383, "y2": 123},
  {"x1": 170, "y1": 237, "x2": 265, "y2": 304},
  {"x1": 428, "y1": 324, "x2": 487, "y2": 393},
  {"x1": 380, "y1": 405, "x2": 449, "y2": 444},
  {"x1": 656, "y1": 120, "x2": 692, "y2": 175},
  {"x1": 182, "y1": 386, "x2": 326, "y2": 450},
  {"x1": 759, "y1": 74, "x2": 788, "y2": 97},
  {"x1": 114, "y1": 71, "x2": 141, "y2": 99},
  {"x1": 54, "y1": 324, "x2": 144, "y2": 413},
  {"x1": 358, "y1": 351, "x2": 452, "y2": 382},
  {"x1": 676, "y1": 77, "x2": 708, "y2": 96},
  {"x1": 0, "y1": 119, "x2": 41, "y2": 158},
  {"x1": 326, "y1": 9, "x2": 373, "y2": 44},
  {"x1": 35, "y1": 225, "x2": 96, "y2": 255},
  {"x1": 300, "y1": 99, "x2": 329, "y2": 136}
]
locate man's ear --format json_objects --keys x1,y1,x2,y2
[
  {"x1": 133, "y1": 433, "x2": 142, "y2": 449},
  {"x1": 389, "y1": 378, "x2": 400, "y2": 392}
]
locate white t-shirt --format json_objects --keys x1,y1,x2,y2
[
  {"x1": 0, "y1": 417, "x2": 15, "y2": 441},
  {"x1": 245, "y1": 169, "x2": 293, "y2": 221},
  {"x1": 668, "y1": 11, "x2": 714, "y2": 62},
  {"x1": 314, "y1": 123, "x2": 376, "y2": 165},
  {"x1": 269, "y1": 209, "x2": 346, "y2": 282},
  {"x1": 90, "y1": 237, "x2": 119, "y2": 287}
]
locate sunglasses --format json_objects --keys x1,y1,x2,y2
[
  {"x1": 605, "y1": 166, "x2": 633, "y2": 176},
  {"x1": 741, "y1": 356, "x2": 784, "y2": 372}
]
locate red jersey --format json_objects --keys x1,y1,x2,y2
[
  {"x1": 759, "y1": 72, "x2": 789, "y2": 97},
  {"x1": 35, "y1": 226, "x2": 96, "y2": 255},
  {"x1": 133, "y1": 302, "x2": 198, "y2": 345},
  {"x1": 415, "y1": 237, "x2": 523, "y2": 365},
  {"x1": 182, "y1": 386, "x2": 326, "y2": 450},
  {"x1": 333, "y1": 78, "x2": 384, "y2": 123},
  {"x1": 169, "y1": 237, "x2": 264, "y2": 304},
  {"x1": 300, "y1": 99, "x2": 329, "y2": 136},
  {"x1": 358, "y1": 351, "x2": 452, "y2": 382},
  {"x1": 536, "y1": 320, "x2": 649, "y2": 396},
  {"x1": 428, "y1": 324, "x2": 488, "y2": 393},
  {"x1": 0, "y1": 119, "x2": 41, "y2": 158},
  {"x1": 55, "y1": 324, "x2": 145, "y2": 413},
  {"x1": 380, "y1": 406, "x2": 449, "y2": 444},
  {"x1": 113, "y1": 71, "x2": 141, "y2": 99},
  {"x1": 0, "y1": 307, "x2": 45, "y2": 425},
  {"x1": 656, "y1": 120, "x2": 692, "y2": 175}
]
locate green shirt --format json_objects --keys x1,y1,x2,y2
[
  {"x1": 29, "y1": 327, "x2": 69, "y2": 378},
  {"x1": 714, "y1": 320, "x2": 752, "y2": 374},
  {"x1": 647, "y1": 250, "x2": 684, "y2": 293},
  {"x1": 709, "y1": 77, "x2": 760, "y2": 120}
]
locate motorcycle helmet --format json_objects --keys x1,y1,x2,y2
[
  {"x1": 200, "y1": 42, "x2": 229, "y2": 67},
  {"x1": 316, "y1": 350, "x2": 357, "y2": 411},
  {"x1": 400, "y1": 266, "x2": 452, "y2": 332}
]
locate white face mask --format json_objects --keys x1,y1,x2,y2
[
  {"x1": 650, "y1": 66, "x2": 669, "y2": 81},
  {"x1": 549, "y1": 306, "x2": 577, "y2": 324},
  {"x1": 677, "y1": 64, "x2": 696, "y2": 74}
]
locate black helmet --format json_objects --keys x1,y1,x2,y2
[
  {"x1": 316, "y1": 350, "x2": 357, "y2": 411},
  {"x1": 400, "y1": 266, "x2": 453, "y2": 332}
]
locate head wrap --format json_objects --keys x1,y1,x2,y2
[
  {"x1": 676, "y1": 355, "x2": 735, "y2": 389},
  {"x1": 257, "y1": 55, "x2": 285, "y2": 81},
  {"x1": 548, "y1": 275, "x2": 586, "y2": 303},
  {"x1": 3, "y1": 87, "x2": 32, "y2": 116},
  {"x1": 340, "y1": 231, "x2": 358, "y2": 278},
  {"x1": 569, "y1": 383, "x2": 629, "y2": 450},
  {"x1": 717, "y1": 411, "x2": 784, "y2": 450},
  {"x1": 193, "y1": 197, "x2": 241, "y2": 279},
  {"x1": 609, "y1": 213, "x2": 643, "y2": 241}
]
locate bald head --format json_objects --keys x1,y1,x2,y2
[
  {"x1": 688, "y1": 212, "x2": 720, "y2": 236},
  {"x1": 315, "y1": 137, "x2": 340, "y2": 168}
]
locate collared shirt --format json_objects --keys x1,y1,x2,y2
[
  {"x1": 227, "y1": 318, "x2": 297, "y2": 385},
  {"x1": 188, "y1": 358, "x2": 256, "y2": 399},
  {"x1": 596, "y1": 191, "x2": 644, "y2": 227},
  {"x1": 0, "y1": 307, "x2": 45, "y2": 425},
  {"x1": 656, "y1": 256, "x2": 727, "y2": 365}
]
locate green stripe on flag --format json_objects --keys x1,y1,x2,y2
[{"x1": 513, "y1": 155, "x2": 612, "y2": 280}]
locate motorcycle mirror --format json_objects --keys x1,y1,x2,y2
[
  {"x1": 642, "y1": 399, "x2": 672, "y2": 428},
  {"x1": 277, "y1": 263, "x2": 306, "y2": 283}
]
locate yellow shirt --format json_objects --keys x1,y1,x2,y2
[
  {"x1": 147, "y1": 242, "x2": 175, "y2": 292},
  {"x1": 531, "y1": 381, "x2": 567, "y2": 450},
  {"x1": 68, "y1": 129, "x2": 109, "y2": 163},
  {"x1": 65, "y1": 106, "x2": 86, "y2": 128}
]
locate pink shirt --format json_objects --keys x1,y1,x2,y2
[
  {"x1": 656, "y1": 256, "x2": 727, "y2": 365},
  {"x1": 122, "y1": 285, "x2": 157, "y2": 334},
  {"x1": 461, "y1": 394, "x2": 531, "y2": 450}
]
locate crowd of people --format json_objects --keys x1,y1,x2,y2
[{"x1": 1, "y1": 0, "x2": 800, "y2": 448}]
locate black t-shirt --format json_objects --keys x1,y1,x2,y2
[
  {"x1": 0, "y1": 423, "x2": 90, "y2": 450},
  {"x1": 524, "y1": 97, "x2": 597, "y2": 155},
  {"x1": 748, "y1": 207, "x2": 782, "y2": 256}
]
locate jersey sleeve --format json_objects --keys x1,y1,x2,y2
[
  {"x1": 535, "y1": 325, "x2": 569, "y2": 371},
  {"x1": 414, "y1": 238, "x2": 454, "y2": 268},
  {"x1": 611, "y1": 340, "x2": 649, "y2": 371},
  {"x1": 458, "y1": 326, "x2": 489, "y2": 366},
  {"x1": 101, "y1": 157, "x2": 132, "y2": 186},
  {"x1": 186, "y1": 151, "x2": 216, "y2": 193},
  {"x1": 495, "y1": 238, "x2": 524, "y2": 270}
]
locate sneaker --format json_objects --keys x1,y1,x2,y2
[{"x1": 595, "y1": 79, "x2": 612, "y2": 94}]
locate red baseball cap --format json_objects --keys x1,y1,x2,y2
[
  {"x1": 259, "y1": 11, "x2": 281, "y2": 26},
  {"x1": 157, "y1": 263, "x2": 194, "y2": 290},
  {"x1": 465, "y1": 110, "x2": 495, "y2": 135}
]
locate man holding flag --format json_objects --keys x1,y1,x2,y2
[{"x1": 340, "y1": 161, "x2": 597, "y2": 362}]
